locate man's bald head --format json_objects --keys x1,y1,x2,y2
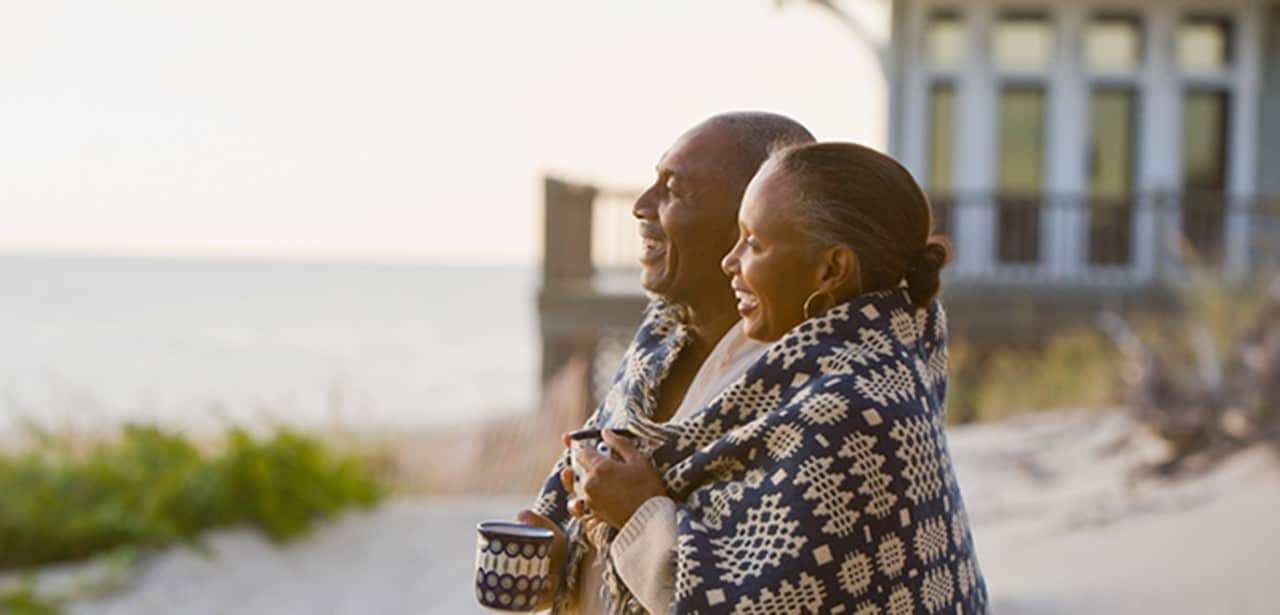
[{"x1": 700, "y1": 111, "x2": 816, "y2": 190}]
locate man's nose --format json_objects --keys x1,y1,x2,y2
[{"x1": 632, "y1": 184, "x2": 659, "y2": 220}]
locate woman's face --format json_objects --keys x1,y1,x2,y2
[{"x1": 721, "y1": 166, "x2": 825, "y2": 342}]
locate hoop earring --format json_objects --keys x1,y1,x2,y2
[{"x1": 803, "y1": 290, "x2": 831, "y2": 319}]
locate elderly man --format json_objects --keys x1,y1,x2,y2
[{"x1": 517, "y1": 112, "x2": 815, "y2": 614}]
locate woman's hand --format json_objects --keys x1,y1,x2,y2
[
  {"x1": 514, "y1": 509, "x2": 568, "y2": 611},
  {"x1": 563, "y1": 429, "x2": 667, "y2": 530}
]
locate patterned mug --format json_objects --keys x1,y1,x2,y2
[
  {"x1": 567, "y1": 427, "x2": 641, "y2": 506},
  {"x1": 474, "y1": 521, "x2": 554, "y2": 612}
]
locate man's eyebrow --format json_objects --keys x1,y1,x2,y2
[{"x1": 656, "y1": 165, "x2": 686, "y2": 182}]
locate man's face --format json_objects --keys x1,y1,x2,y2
[{"x1": 633, "y1": 123, "x2": 743, "y2": 304}]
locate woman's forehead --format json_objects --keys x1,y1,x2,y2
[
  {"x1": 742, "y1": 173, "x2": 806, "y2": 242},
  {"x1": 743, "y1": 167, "x2": 797, "y2": 217}
]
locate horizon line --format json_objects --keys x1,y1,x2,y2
[{"x1": 0, "y1": 246, "x2": 537, "y2": 269}]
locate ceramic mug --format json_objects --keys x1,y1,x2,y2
[
  {"x1": 567, "y1": 427, "x2": 641, "y2": 506},
  {"x1": 474, "y1": 521, "x2": 554, "y2": 612}
]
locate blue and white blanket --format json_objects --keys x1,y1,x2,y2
[{"x1": 534, "y1": 289, "x2": 988, "y2": 614}]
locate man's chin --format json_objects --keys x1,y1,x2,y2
[{"x1": 639, "y1": 273, "x2": 671, "y2": 296}]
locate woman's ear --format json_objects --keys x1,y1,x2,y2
[{"x1": 817, "y1": 245, "x2": 860, "y2": 296}]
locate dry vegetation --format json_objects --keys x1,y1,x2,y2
[{"x1": 1104, "y1": 274, "x2": 1280, "y2": 475}]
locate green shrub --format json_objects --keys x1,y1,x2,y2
[
  {"x1": 947, "y1": 329, "x2": 1124, "y2": 423},
  {"x1": 0, "y1": 424, "x2": 384, "y2": 571}
]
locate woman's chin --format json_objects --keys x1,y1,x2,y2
[{"x1": 741, "y1": 315, "x2": 775, "y2": 342}]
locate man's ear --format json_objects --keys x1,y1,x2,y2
[{"x1": 817, "y1": 245, "x2": 860, "y2": 294}]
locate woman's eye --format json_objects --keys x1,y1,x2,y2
[{"x1": 747, "y1": 238, "x2": 762, "y2": 251}]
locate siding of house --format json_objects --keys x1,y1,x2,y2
[{"x1": 1261, "y1": 2, "x2": 1280, "y2": 197}]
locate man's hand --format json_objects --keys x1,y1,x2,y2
[
  {"x1": 567, "y1": 429, "x2": 667, "y2": 530},
  {"x1": 514, "y1": 509, "x2": 568, "y2": 611}
]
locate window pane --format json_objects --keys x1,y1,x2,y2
[
  {"x1": 1182, "y1": 91, "x2": 1229, "y2": 191},
  {"x1": 999, "y1": 88, "x2": 1045, "y2": 193},
  {"x1": 1090, "y1": 89, "x2": 1136, "y2": 197},
  {"x1": 1182, "y1": 90, "x2": 1230, "y2": 265},
  {"x1": 928, "y1": 84, "x2": 956, "y2": 193},
  {"x1": 1086, "y1": 16, "x2": 1141, "y2": 72},
  {"x1": 994, "y1": 15, "x2": 1053, "y2": 72},
  {"x1": 1178, "y1": 17, "x2": 1232, "y2": 72},
  {"x1": 1088, "y1": 89, "x2": 1136, "y2": 265},
  {"x1": 926, "y1": 12, "x2": 965, "y2": 68},
  {"x1": 997, "y1": 88, "x2": 1045, "y2": 263},
  {"x1": 928, "y1": 83, "x2": 956, "y2": 238}
]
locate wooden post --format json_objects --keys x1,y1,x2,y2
[
  {"x1": 540, "y1": 177, "x2": 598, "y2": 386},
  {"x1": 542, "y1": 177, "x2": 596, "y2": 287}
]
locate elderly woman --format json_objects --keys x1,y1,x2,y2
[{"x1": 558, "y1": 142, "x2": 988, "y2": 614}]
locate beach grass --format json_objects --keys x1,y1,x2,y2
[
  {"x1": 0, "y1": 423, "x2": 385, "y2": 572},
  {"x1": 948, "y1": 328, "x2": 1124, "y2": 424}
]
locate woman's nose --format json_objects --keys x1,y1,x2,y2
[{"x1": 721, "y1": 245, "x2": 740, "y2": 277}]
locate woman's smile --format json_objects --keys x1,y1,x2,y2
[{"x1": 731, "y1": 280, "x2": 759, "y2": 317}]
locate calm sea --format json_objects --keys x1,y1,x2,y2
[{"x1": 0, "y1": 254, "x2": 541, "y2": 430}]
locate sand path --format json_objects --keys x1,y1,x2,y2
[{"x1": 35, "y1": 412, "x2": 1280, "y2": 614}]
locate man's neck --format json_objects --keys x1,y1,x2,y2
[
  {"x1": 678, "y1": 295, "x2": 739, "y2": 359},
  {"x1": 648, "y1": 293, "x2": 739, "y2": 425}
]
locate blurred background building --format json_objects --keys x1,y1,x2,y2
[
  {"x1": 888, "y1": 0, "x2": 1280, "y2": 339},
  {"x1": 539, "y1": 0, "x2": 1280, "y2": 395}
]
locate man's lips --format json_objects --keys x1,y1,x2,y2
[
  {"x1": 639, "y1": 225, "x2": 667, "y2": 265},
  {"x1": 640, "y1": 237, "x2": 666, "y2": 265}
]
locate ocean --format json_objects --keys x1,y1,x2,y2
[{"x1": 0, "y1": 254, "x2": 542, "y2": 430}]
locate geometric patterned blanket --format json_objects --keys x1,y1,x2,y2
[{"x1": 534, "y1": 289, "x2": 989, "y2": 614}]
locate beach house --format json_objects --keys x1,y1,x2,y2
[
  {"x1": 538, "y1": 0, "x2": 1280, "y2": 384},
  {"x1": 884, "y1": 0, "x2": 1280, "y2": 337}
]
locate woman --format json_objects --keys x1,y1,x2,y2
[{"x1": 566, "y1": 142, "x2": 988, "y2": 614}]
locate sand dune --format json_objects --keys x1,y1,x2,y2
[{"x1": 27, "y1": 411, "x2": 1280, "y2": 614}]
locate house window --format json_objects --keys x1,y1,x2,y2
[
  {"x1": 928, "y1": 83, "x2": 956, "y2": 237},
  {"x1": 997, "y1": 87, "x2": 1045, "y2": 264},
  {"x1": 925, "y1": 10, "x2": 965, "y2": 69},
  {"x1": 1088, "y1": 89, "x2": 1137, "y2": 265},
  {"x1": 1182, "y1": 90, "x2": 1230, "y2": 265},
  {"x1": 1177, "y1": 16, "x2": 1233, "y2": 73},
  {"x1": 994, "y1": 13, "x2": 1053, "y2": 72},
  {"x1": 1086, "y1": 15, "x2": 1142, "y2": 73}
]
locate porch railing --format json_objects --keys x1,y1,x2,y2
[
  {"x1": 541, "y1": 177, "x2": 1280, "y2": 393},
  {"x1": 571, "y1": 185, "x2": 1279, "y2": 289},
  {"x1": 929, "y1": 192, "x2": 1280, "y2": 287}
]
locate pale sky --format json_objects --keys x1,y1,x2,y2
[{"x1": 0, "y1": 0, "x2": 888, "y2": 265}]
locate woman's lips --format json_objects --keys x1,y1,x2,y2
[{"x1": 733, "y1": 287, "x2": 759, "y2": 316}]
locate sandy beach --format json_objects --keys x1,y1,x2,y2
[{"x1": 23, "y1": 410, "x2": 1279, "y2": 614}]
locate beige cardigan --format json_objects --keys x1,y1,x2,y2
[{"x1": 570, "y1": 323, "x2": 766, "y2": 614}]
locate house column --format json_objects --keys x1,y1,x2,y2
[
  {"x1": 1045, "y1": 4, "x2": 1088, "y2": 279},
  {"x1": 898, "y1": 0, "x2": 930, "y2": 176},
  {"x1": 952, "y1": 4, "x2": 997, "y2": 278},
  {"x1": 1226, "y1": 3, "x2": 1263, "y2": 280},
  {"x1": 1137, "y1": 5, "x2": 1180, "y2": 282}
]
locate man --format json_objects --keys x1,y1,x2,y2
[{"x1": 516, "y1": 112, "x2": 815, "y2": 613}]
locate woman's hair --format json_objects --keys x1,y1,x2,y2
[{"x1": 768, "y1": 142, "x2": 950, "y2": 309}]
